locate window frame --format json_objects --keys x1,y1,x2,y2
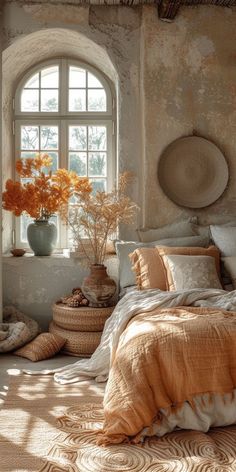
[{"x1": 14, "y1": 58, "x2": 116, "y2": 251}]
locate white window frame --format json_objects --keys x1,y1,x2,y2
[{"x1": 14, "y1": 58, "x2": 116, "y2": 250}]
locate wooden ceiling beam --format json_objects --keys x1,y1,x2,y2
[{"x1": 158, "y1": 0, "x2": 181, "y2": 20}]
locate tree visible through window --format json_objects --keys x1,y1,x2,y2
[{"x1": 14, "y1": 59, "x2": 115, "y2": 248}]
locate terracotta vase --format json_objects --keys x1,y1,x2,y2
[{"x1": 82, "y1": 264, "x2": 116, "y2": 307}]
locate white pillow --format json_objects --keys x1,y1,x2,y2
[
  {"x1": 116, "y1": 235, "x2": 210, "y2": 289},
  {"x1": 137, "y1": 218, "x2": 197, "y2": 243},
  {"x1": 162, "y1": 254, "x2": 222, "y2": 291},
  {"x1": 210, "y1": 225, "x2": 236, "y2": 256},
  {"x1": 222, "y1": 256, "x2": 236, "y2": 289}
]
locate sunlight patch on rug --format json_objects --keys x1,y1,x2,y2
[{"x1": 1, "y1": 374, "x2": 236, "y2": 472}]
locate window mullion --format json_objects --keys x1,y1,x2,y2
[
  {"x1": 59, "y1": 119, "x2": 68, "y2": 248},
  {"x1": 60, "y1": 58, "x2": 67, "y2": 116}
]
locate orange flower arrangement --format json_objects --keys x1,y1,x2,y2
[{"x1": 2, "y1": 154, "x2": 92, "y2": 220}]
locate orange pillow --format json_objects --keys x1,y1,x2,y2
[
  {"x1": 130, "y1": 247, "x2": 166, "y2": 290},
  {"x1": 130, "y1": 245, "x2": 221, "y2": 291}
]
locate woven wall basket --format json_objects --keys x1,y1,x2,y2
[
  {"x1": 49, "y1": 321, "x2": 102, "y2": 357},
  {"x1": 52, "y1": 303, "x2": 114, "y2": 332}
]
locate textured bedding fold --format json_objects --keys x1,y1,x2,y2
[{"x1": 98, "y1": 306, "x2": 236, "y2": 445}]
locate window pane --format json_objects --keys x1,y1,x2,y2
[
  {"x1": 69, "y1": 152, "x2": 87, "y2": 176},
  {"x1": 43, "y1": 152, "x2": 58, "y2": 173},
  {"x1": 41, "y1": 66, "x2": 59, "y2": 88},
  {"x1": 24, "y1": 73, "x2": 39, "y2": 89},
  {"x1": 91, "y1": 179, "x2": 106, "y2": 194},
  {"x1": 41, "y1": 126, "x2": 58, "y2": 150},
  {"x1": 88, "y1": 89, "x2": 106, "y2": 112},
  {"x1": 88, "y1": 126, "x2": 106, "y2": 151},
  {"x1": 69, "y1": 89, "x2": 86, "y2": 112},
  {"x1": 69, "y1": 126, "x2": 87, "y2": 151},
  {"x1": 88, "y1": 72, "x2": 103, "y2": 88},
  {"x1": 21, "y1": 126, "x2": 39, "y2": 150},
  {"x1": 69, "y1": 67, "x2": 86, "y2": 88},
  {"x1": 21, "y1": 214, "x2": 34, "y2": 243},
  {"x1": 41, "y1": 89, "x2": 58, "y2": 112},
  {"x1": 21, "y1": 151, "x2": 38, "y2": 159},
  {"x1": 21, "y1": 89, "x2": 39, "y2": 112},
  {"x1": 88, "y1": 152, "x2": 106, "y2": 177}
]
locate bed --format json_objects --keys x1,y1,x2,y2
[{"x1": 26, "y1": 223, "x2": 236, "y2": 453}]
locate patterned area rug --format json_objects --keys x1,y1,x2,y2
[{"x1": 1, "y1": 374, "x2": 236, "y2": 471}]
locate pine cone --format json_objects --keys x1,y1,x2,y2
[{"x1": 72, "y1": 287, "x2": 82, "y2": 295}]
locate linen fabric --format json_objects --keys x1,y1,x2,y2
[
  {"x1": 222, "y1": 256, "x2": 236, "y2": 289},
  {"x1": 14, "y1": 332, "x2": 65, "y2": 361},
  {"x1": 157, "y1": 245, "x2": 221, "y2": 291},
  {"x1": 210, "y1": 225, "x2": 236, "y2": 256},
  {"x1": 162, "y1": 254, "x2": 222, "y2": 291},
  {"x1": 137, "y1": 217, "x2": 197, "y2": 243},
  {"x1": 24, "y1": 287, "x2": 236, "y2": 384},
  {"x1": 116, "y1": 235, "x2": 210, "y2": 289},
  {"x1": 99, "y1": 305, "x2": 236, "y2": 445},
  {"x1": 131, "y1": 244, "x2": 221, "y2": 291}
]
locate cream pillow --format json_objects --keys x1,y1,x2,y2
[
  {"x1": 162, "y1": 255, "x2": 222, "y2": 291},
  {"x1": 210, "y1": 225, "x2": 236, "y2": 257},
  {"x1": 137, "y1": 218, "x2": 197, "y2": 243},
  {"x1": 157, "y1": 245, "x2": 221, "y2": 290},
  {"x1": 222, "y1": 256, "x2": 236, "y2": 289}
]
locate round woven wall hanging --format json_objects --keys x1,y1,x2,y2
[{"x1": 158, "y1": 136, "x2": 229, "y2": 208}]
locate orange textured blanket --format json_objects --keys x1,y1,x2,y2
[{"x1": 98, "y1": 306, "x2": 236, "y2": 445}]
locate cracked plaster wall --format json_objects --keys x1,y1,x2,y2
[
  {"x1": 142, "y1": 5, "x2": 236, "y2": 227},
  {"x1": 2, "y1": 1, "x2": 143, "y2": 252},
  {"x1": 2, "y1": 1, "x2": 236, "y2": 323}
]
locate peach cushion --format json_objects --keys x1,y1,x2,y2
[
  {"x1": 130, "y1": 247, "x2": 166, "y2": 290},
  {"x1": 130, "y1": 245, "x2": 221, "y2": 291}
]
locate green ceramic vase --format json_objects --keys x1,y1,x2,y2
[{"x1": 27, "y1": 220, "x2": 57, "y2": 256}]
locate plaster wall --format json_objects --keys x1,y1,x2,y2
[
  {"x1": 2, "y1": 2, "x2": 236, "y2": 327},
  {"x1": 2, "y1": 1, "x2": 143, "y2": 252},
  {"x1": 142, "y1": 5, "x2": 236, "y2": 227},
  {"x1": 3, "y1": 255, "x2": 118, "y2": 329}
]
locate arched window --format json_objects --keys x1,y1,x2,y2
[{"x1": 14, "y1": 59, "x2": 116, "y2": 249}]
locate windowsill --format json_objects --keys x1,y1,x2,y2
[{"x1": 3, "y1": 251, "x2": 118, "y2": 264}]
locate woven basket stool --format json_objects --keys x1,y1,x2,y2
[
  {"x1": 49, "y1": 321, "x2": 102, "y2": 357},
  {"x1": 52, "y1": 304, "x2": 114, "y2": 332}
]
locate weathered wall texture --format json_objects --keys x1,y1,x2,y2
[
  {"x1": 2, "y1": 1, "x2": 236, "y2": 325},
  {"x1": 2, "y1": 1, "x2": 143, "y2": 252},
  {"x1": 142, "y1": 6, "x2": 236, "y2": 227}
]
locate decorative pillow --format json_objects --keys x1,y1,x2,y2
[
  {"x1": 210, "y1": 225, "x2": 236, "y2": 257},
  {"x1": 137, "y1": 217, "x2": 197, "y2": 243},
  {"x1": 116, "y1": 235, "x2": 210, "y2": 289},
  {"x1": 222, "y1": 256, "x2": 236, "y2": 289},
  {"x1": 130, "y1": 247, "x2": 166, "y2": 291},
  {"x1": 162, "y1": 254, "x2": 222, "y2": 291},
  {"x1": 14, "y1": 332, "x2": 66, "y2": 361},
  {"x1": 131, "y1": 245, "x2": 221, "y2": 291},
  {"x1": 157, "y1": 245, "x2": 221, "y2": 290}
]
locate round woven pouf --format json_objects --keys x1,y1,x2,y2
[
  {"x1": 52, "y1": 304, "x2": 114, "y2": 332},
  {"x1": 49, "y1": 321, "x2": 102, "y2": 357}
]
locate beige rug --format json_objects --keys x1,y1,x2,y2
[{"x1": 1, "y1": 373, "x2": 236, "y2": 472}]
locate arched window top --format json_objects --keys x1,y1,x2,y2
[{"x1": 15, "y1": 59, "x2": 113, "y2": 116}]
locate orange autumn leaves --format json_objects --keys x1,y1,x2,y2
[{"x1": 2, "y1": 154, "x2": 92, "y2": 220}]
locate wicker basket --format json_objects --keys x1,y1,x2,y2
[
  {"x1": 49, "y1": 321, "x2": 102, "y2": 357},
  {"x1": 52, "y1": 303, "x2": 114, "y2": 332}
]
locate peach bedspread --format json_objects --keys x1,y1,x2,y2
[{"x1": 98, "y1": 306, "x2": 236, "y2": 445}]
